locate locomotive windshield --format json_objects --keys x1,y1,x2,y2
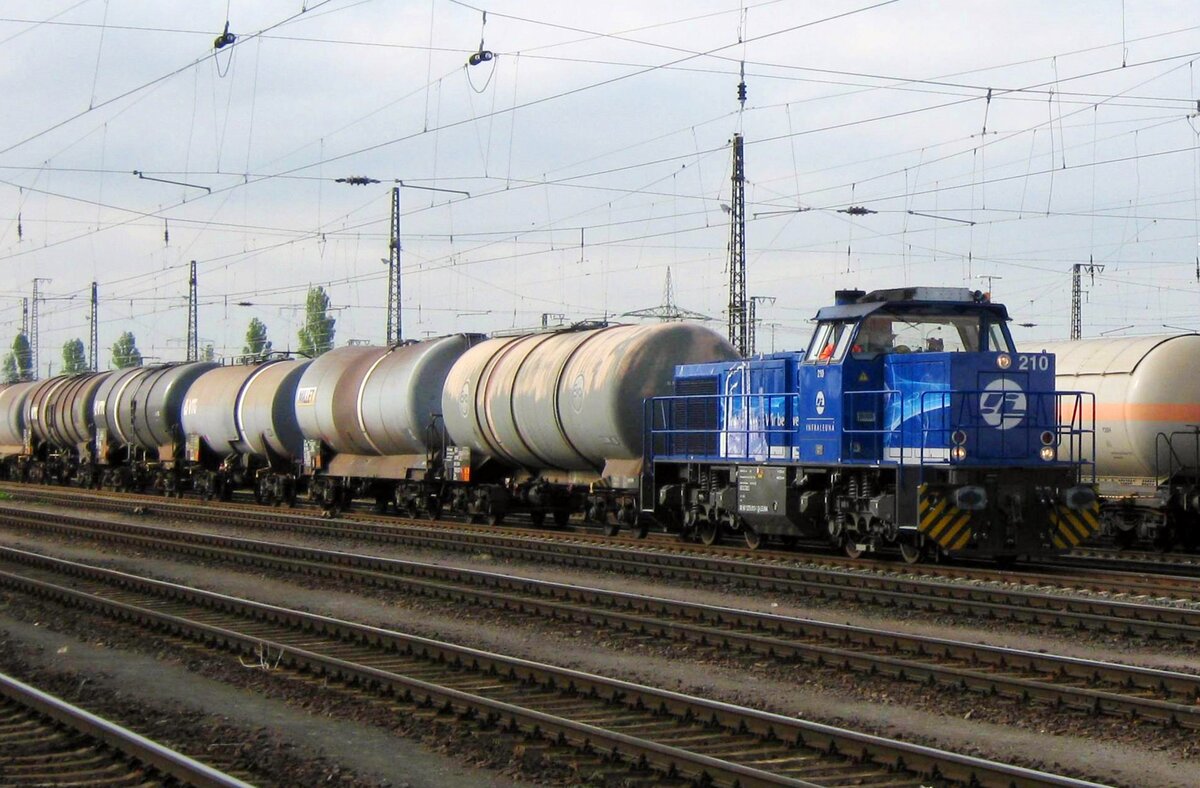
[{"x1": 806, "y1": 309, "x2": 1014, "y2": 363}]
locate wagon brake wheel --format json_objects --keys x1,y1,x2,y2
[
  {"x1": 743, "y1": 526, "x2": 762, "y2": 550},
  {"x1": 698, "y1": 518, "x2": 719, "y2": 546}
]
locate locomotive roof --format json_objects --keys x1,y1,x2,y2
[{"x1": 814, "y1": 291, "x2": 1010, "y2": 322}]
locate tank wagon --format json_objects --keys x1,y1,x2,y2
[
  {"x1": 439, "y1": 323, "x2": 738, "y2": 528},
  {"x1": 294, "y1": 336, "x2": 481, "y2": 514},
  {"x1": 1037, "y1": 335, "x2": 1200, "y2": 550},
  {"x1": 181, "y1": 357, "x2": 311, "y2": 503},
  {"x1": 645, "y1": 288, "x2": 1100, "y2": 561}
]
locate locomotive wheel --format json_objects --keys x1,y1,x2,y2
[
  {"x1": 843, "y1": 540, "x2": 864, "y2": 559},
  {"x1": 743, "y1": 526, "x2": 762, "y2": 550},
  {"x1": 529, "y1": 511, "x2": 546, "y2": 527},
  {"x1": 602, "y1": 513, "x2": 620, "y2": 537},
  {"x1": 899, "y1": 540, "x2": 923, "y2": 565},
  {"x1": 698, "y1": 518, "x2": 719, "y2": 546},
  {"x1": 553, "y1": 510, "x2": 571, "y2": 529}
]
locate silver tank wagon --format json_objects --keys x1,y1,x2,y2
[
  {"x1": 110, "y1": 363, "x2": 219, "y2": 456},
  {"x1": 295, "y1": 336, "x2": 480, "y2": 462},
  {"x1": 181, "y1": 359, "x2": 310, "y2": 462},
  {"x1": 1037, "y1": 334, "x2": 1200, "y2": 547},
  {"x1": 441, "y1": 323, "x2": 739, "y2": 476},
  {"x1": 0, "y1": 381, "x2": 37, "y2": 454},
  {"x1": 27, "y1": 373, "x2": 108, "y2": 454},
  {"x1": 1036, "y1": 335, "x2": 1200, "y2": 479}
]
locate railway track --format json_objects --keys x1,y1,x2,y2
[
  {"x1": 6, "y1": 484, "x2": 1198, "y2": 600},
  {"x1": 4, "y1": 489, "x2": 1200, "y2": 641},
  {"x1": 4, "y1": 504, "x2": 1199, "y2": 733},
  {"x1": 0, "y1": 543, "x2": 1107, "y2": 788},
  {"x1": 0, "y1": 670, "x2": 251, "y2": 787},
  {"x1": 5, "y1": 484, "x2": 1200, "y2": 600}
]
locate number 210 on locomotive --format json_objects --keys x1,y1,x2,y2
[{"x1": 645, "y1": 287, "x2": 1100, "y2": 564}]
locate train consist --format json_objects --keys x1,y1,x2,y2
[
  {"x1": 1038, "y1": 335, "x2": 1200, "y2": 550},
  {"x1": 0, "y1": 287, "x2": 1101, "y2": 563}
]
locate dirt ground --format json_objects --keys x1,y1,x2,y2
[{"x1": 1, "y1": 503, "x2": 1198, "y2": 787}]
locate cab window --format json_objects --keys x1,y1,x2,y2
[
  {"x1": 805, "y1": 320, "x2": 853, "y2": 363},
  {"x1": 986, "y1": 321, "x2": 1014, "y2": 353},
  {"x1": 851, "y1": 314, "x2": 989, "y2": 358}
]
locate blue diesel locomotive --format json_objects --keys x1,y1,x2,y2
[{"x1": 645, "y1": 287, "x2": 1100, "y2": 562}]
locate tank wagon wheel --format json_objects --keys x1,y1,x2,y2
[
  {"x1": 843, "y1": 539, "x2": 864, "y2": 559},
  {"x1": 529, "y1": 511, "x2": 546, "y2": 527},
  {"x1": 743, "y1": 526, "x2": 763, "y2": 550},
  {"x1": 698, "y1": 518, "x2": 719, "y2": 546}
]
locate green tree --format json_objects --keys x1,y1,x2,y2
[
  {"x1": 243, "y1": 317, "x2": 271, "y2": 357},
  {"x1": 111, "y1": 331, "x2": 143, "y2": 369},
  {"x1": 62, "y1": 338, "x2": 88, "y2": 374},
  {"x1": 2, "y1": 333, "x2": 33, "y2": 382},
  {"x1": 297, "y1": 286, "x2": 335, "y2": 357}
]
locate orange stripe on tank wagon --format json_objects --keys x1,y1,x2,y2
[{"x1": 1060, "y1": 402, "x2": 1200, "y2": 422}]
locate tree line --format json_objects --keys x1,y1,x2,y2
[{"x1": 1, "y1": 285, "x2": 338, "y2": 382}]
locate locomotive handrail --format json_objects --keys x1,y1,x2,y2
[{"x1": 647, "y1": 388, "x2": 1096, "y2": 485}]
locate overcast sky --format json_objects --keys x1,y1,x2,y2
[{"x1": 1, "y1": 0, "x2": 1198, "y2": 373}]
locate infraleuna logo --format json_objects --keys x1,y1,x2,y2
[{"x1": 979, "y1": 378, "x2": 1026, "y2": 430}]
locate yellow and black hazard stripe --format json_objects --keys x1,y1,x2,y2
[
  {"x1": 1049, "y1": 499, "x2": 1100, "y2": 549},
  {"x1": 917, "y1": 483, "x2": 973, "y2": 552}
]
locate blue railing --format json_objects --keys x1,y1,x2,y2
[{"x1": 646, "y1": 388, "x2": 1095, "y2": 482}]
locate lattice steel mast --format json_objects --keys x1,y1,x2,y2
[
  {"x1": 727, "y1": 133, "x2": 747, "y2": 355},
  {"x1": 186, "y1": 260, "x2": 198, "y2": 362},
  {"x1": 387, "y1": 186, "x2": 402, "y2": 344},
  {"x1": 89, "y1": 282, "x2": 98, "y2": 372},
  {"x1": 1070, "y1": 259, "x2": 1103, "y2": 340}
]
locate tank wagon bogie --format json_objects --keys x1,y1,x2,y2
[{"x1": 1039, "y1": 335, "x2": 1200, "y2": 551}]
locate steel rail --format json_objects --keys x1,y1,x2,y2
[
  {"x1": 1, "y1": 499, "x2": 1198, "y2": 644},
  {"x1": 5, "y1": 484, "x2": 1198, "y2": 600},
  {"x1": 3, "y1": 507, "x2": 1200, "y2": 731},
  {"x1": 0, "y1": 545, "x2": 1106, "y2": 788},
  {"x1": 0, "y1": 671, "x2": 253, "y2": 788}
]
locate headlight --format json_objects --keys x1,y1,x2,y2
[
  {"x1": 996, "y1": 353, "x2": 1012, "y2": 370},
  {"x1": 951, "y1": 445, "x2": 967, "y2": 461},
  {"x1": 1039, "y1": 446, "x2": 1056, "y2": 461}
]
